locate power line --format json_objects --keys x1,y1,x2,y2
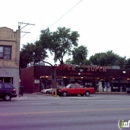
[
  {"x1": 49, "y1": 0, "x2": 82, "y2": 28},
  {"x1": 32, "y1": 0, "x2": 83, "y2": 43}
]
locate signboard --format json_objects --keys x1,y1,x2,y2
[{"x1": 54, "y1": 64, "x2": 107, "y2": 72}]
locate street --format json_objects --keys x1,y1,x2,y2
[{"x1": 0, "y1": 93, "x2": 130, "y2": 130}]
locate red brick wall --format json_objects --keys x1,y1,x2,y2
[{"x1": 21, "y1": 66, "x2": 35, "y2": 93}]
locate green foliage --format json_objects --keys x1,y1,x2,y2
[
  {"x1": 33, "y1": 41, "x2": 48, "y2": 63},
  {"x1": 20, "y1": 26, "x2": 130, "y2": 69},
  {"x1": 85, "y1": 59, "x2": 91, "y2": 65},
  {"x1": 124, "y1": 58, "x2": 130, "y2": 69},
  {"x1": 39, "y1": 27, "x2": 80, "y2": 64},
  {"x1": 39, "y1": 28, "x2": 52, "y2": 49},
  {"x1": 20, "y1": 42, "x2": 48, "y2": 69},
  {"x1": 71, "y1": 45, "x2": 88, "y2": 65},
  {"x1": 89, "y1": 50, "x2": 126, "y2": 68},
  {"x1": 20, "y1": 43, "x2": 34, "y2": 69},
  {"x1": 65, "y1": 58, "x2": 73, "y2": 64},
  {"x1": 20, "y1": 26, "x2": 79, "y2": 68}
]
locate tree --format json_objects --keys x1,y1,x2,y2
[
  {"x1": 89, "y1": 50, "x2": 126, "y2": 68},
  {"x1": 20, "y1": 42, "x2": 48, "y2": 69},
  {"x1": 124, "y1": 58, "x2": 130, "y2": 69},
  {"x1": 85, "y1": 59, "x2": 91, "y2": 65},
  {"x1": 71, "y1": 45, "x2": 88, "y2": 65},
  {"x1": 39, "y1": 28, "x2": 52, "y2": 49},
  {"x1": 39, "y1": 27, "x2": 80, "y2": 64},
  {"x1": 32, "y1": 41, "x2": 48, "y2": 64},
  {"x1": 20, "y1": 43, "x2": 34, "y2": 69},
  {"x1": 65, "y1": 58, "x2": 73, "y2": 64}
]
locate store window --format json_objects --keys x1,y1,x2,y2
[{"x1": 0, "y1": 45, "x2": 12, "y2": 59}]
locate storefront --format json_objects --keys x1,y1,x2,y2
[{"x1": 20, "y1": 64, "x2": 130, "y2": 93}]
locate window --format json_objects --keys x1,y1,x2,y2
[
  {"x1": 4, "y1": 83, "x2": 13, "y2": 88},
  {"x1": 0, "y1": 45, "x2": 11, "y2": 59},
  {"x1": 66, "y1": 84, "x2": 71, "y2": 88},
  {"x1": 0, "y1": 47, "x2": 3, "y2": 57},
  {"x1": 71, "y1": 85, "x2": 75, "y2": 88}
]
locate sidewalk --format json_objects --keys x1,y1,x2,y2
[
  {"x1": 15, "y1": 92, "x2": 128, "y2": 101},
  {"x1": 18, "y1": 91, "x2": 127, "y2": 97},
  {"x1": 18, "y1": 92, "x2": 43, "y2": 97},
  {"x1": 96, "y1": 92, "x2": 126, "y2": 94}
]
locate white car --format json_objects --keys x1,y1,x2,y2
[{"x1": 41, "y1": 88, "x2": 52, "y2": 94}]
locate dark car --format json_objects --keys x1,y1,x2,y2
[
  {"x1": 0, "y1": 83, "x2": 17, "y2": 101},
  {"x1": 126, "y1": 88, "x2": 130, "y2": 95}
]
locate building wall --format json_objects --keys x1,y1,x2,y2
[
  {"x1": 0, "y1": 68, "x2": 19, "y2": 92},
  {"x1": 21, "y1": 67, "x2": 35, "y2": 93},
  {"x1": 0, "y1": 27, "x2": 20, "y2": 94},
  {"x1": 20, "y1": 65, "x2": 130, "y2": 93}
]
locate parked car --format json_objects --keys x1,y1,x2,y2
[
  {"x1": 57, "y1": 83, "x2": 95, "y2": 96},
  {"x1": 41, "y1": 86, "x2": 65, "y2": 94},
  {"x1": 0, "y1": 83, "x2": 17, "y2": 101},
  {"x1": 41, "y1": 88, "x2": 52, "y2": 94}
]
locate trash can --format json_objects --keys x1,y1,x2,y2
[{"x1": 19, "y1": 86, "x2": 24, "y2": 96}]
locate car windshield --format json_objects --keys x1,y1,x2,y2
[{"x1": 66, "y1": 84, "x2": 71, "y2": 88}]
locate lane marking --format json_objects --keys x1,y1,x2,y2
[{"x1": 0, "y1": 107, "x2": 130, "y2": 116}]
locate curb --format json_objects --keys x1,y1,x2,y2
[{"x1": 96, "y1": 92, "x2": 126, "y2": 94}]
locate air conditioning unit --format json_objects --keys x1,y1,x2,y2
[{"x1": 4, "y1": 55, "x2": 10, "y2": 59}]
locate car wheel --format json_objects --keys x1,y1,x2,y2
[
  {"x1": 4, "y1": 94, "x2": 11, "y2": 101},
  {"x1": 46, "y1": 91, "x2": 50, "y2": 94},
  {"x1": 85, "y1": 91, "x2": 90, "y2": 97},
  {"x1": 62, "y1": 91, "x2": 68, "y2": 96}
]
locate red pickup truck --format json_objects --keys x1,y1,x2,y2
[{"x1": 57, "y1": 83, "x2": 95, "y2": 97}]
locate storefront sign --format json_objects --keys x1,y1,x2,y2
[
  {"x1": 54, "y1": 64, "x2": 107, "y2": 72},
  {"x1": 86, "y1": 66, "x2": 106, "y2": 72},
  {"x1": 54, "y1": 64, "x2": 76, "y2": 71}
]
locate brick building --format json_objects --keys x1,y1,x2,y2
[{"x1": 21, "y1": 64, "x2": 130, "y2": 93}]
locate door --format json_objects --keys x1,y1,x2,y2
[
  {"x1": 75, "y1": 84, "x2": 84, "y2": 95},
  {"x1": 68, "y1": 84, "x2": 77, "y2": 95},
  {"x1": 3, "y1": 83, "x2": 15, "y2": 94}
]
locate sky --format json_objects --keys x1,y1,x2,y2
[{"x1": 0, "y1": 0, "x2": 130, "y2": 64}]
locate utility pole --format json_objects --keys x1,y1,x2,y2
[
  {"x1": 18, "y1": 22, "x2": 35, "y2": 38},
  {"x1": 42, "y1": 61, "x2": 57, "y2": 96}
]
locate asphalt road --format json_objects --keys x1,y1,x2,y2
[{"x1": 0, "y1": 93, "x2": 130, "y2": 130}]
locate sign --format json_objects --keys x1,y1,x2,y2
[
  {"x1": 118, "y1": 119, "x2": 130, "y2": 130},
  {"x1": 54, "y1": 64, "x2": 107, "y2": 72},
  {"x1": 54, "y1": 64, "x2": 75, "y2": 71},
  {"x1": 86, "y1": 66, "x2": 106, "y2": 72}
]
